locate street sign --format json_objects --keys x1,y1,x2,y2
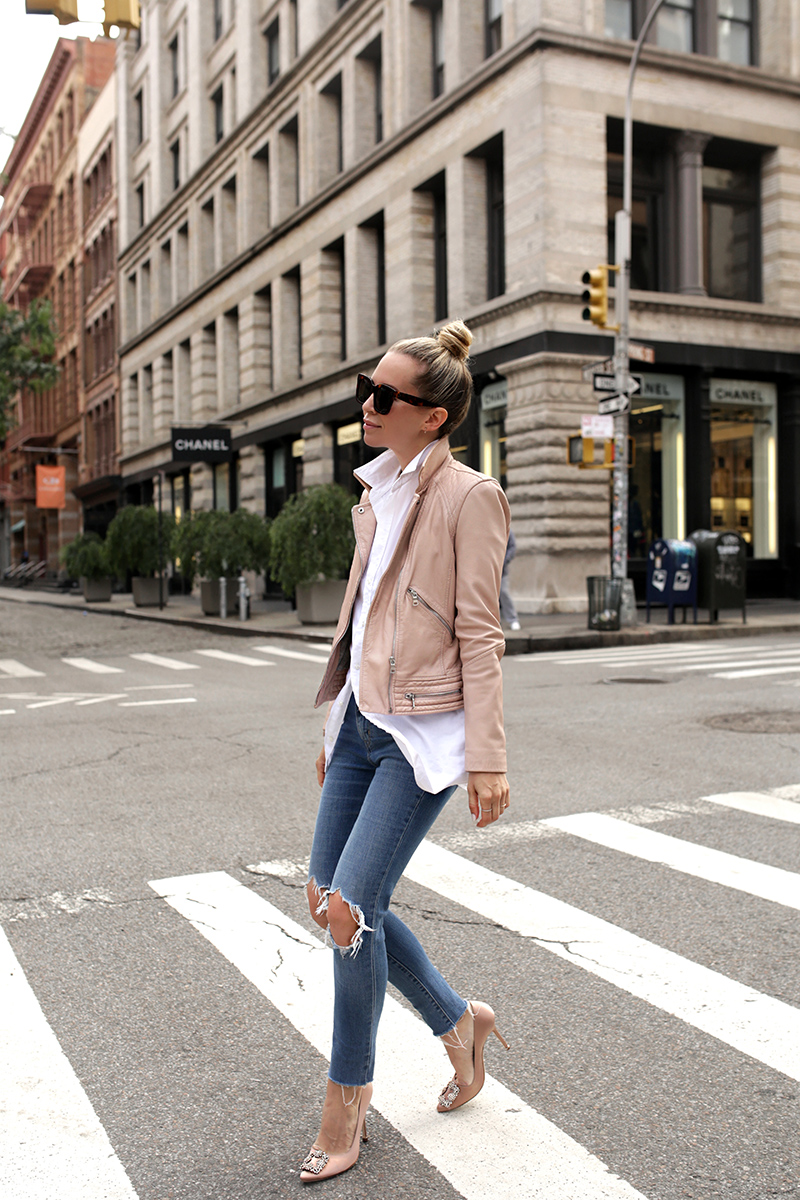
[
  {"x1": 581, "y1": 414, "x2": 614, "y2": 439},
  {"x1": 598, "y1": 394, "x2": 631, "y2": 416},
  {"x1": 593, "y1": 373, "x2": 641, "y2": 395},
  {"x1": 581, "y1": 358, "x2": 614, "y2": 382},
  {"x1": 629, "y1": 342, "x2": 656, "y2": 364}
]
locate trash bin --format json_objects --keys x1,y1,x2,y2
[
  {"x1": 645, "y1": 538, "x2": 698, "y2": 625},
  {"x1": 587, "y1": 576, "x2": 623, "y2": 631},
  {"x1": 689, "y1": 530, "x2": 747, "y2": 624}
]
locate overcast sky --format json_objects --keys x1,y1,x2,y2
[{"x1": 0, "y1": 0, "x2": 117, "y2": 192}]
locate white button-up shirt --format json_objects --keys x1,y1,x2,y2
[{"x1": 323, "y1": 442, "x2": 467, "y2": 794}]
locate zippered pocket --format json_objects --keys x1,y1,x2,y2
[
  {"x1": 407, "y1": 587, "x2": 455, "y2": 639},
  {"x1": 404, "y1": 687, "x2": 463, "y2": 711}
]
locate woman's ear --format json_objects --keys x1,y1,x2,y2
[{"x1": 423, "y1": 406, "x2": 449, "y2": 433}]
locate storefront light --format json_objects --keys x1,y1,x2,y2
[
  {"x1": 767, "y1": 436, "x2": 777, "y2": 556},
  {"x1": 483, "y1": 438, "x2": 493, "y2": 477},
  {"x1": 676, "y1": 431, "x2": 685, "y2": 540}
]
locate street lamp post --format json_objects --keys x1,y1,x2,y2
[{"x1": 611, "y1": 0, "x2": 668, "y2": 581}]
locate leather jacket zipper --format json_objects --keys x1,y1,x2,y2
[
  {"x1": 404, "y1": 687, "x2": 463, "y2": 711},
  {"x1": 407, "y1": 587, "x2": 455, "y2": 639}
]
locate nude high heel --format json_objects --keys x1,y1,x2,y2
[
  {"x1": 300, "y1": 1083, "x2": 373, "y2": 1183},
  {"x1": 437, "y1": 1001, "x2": 509, "y2": 1113}
]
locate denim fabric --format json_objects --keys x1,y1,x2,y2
[{"x1": 308, "y1": 694, "x2": 467, "y2": 1086}]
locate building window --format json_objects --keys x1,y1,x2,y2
[
  {"x1": 266, "y1": 19, "x2": 280, "y2": 84},
  {"x1": 134, "y1": 89, "x2": 144, "y2": 145},
  {"x1": 656, "y1": 0, "x2": 695, "y2": 53},
  {"x1": 709, "y1": 379, "x2": 777, "y2": 558},
  {"x1": 607, "y1": 152, "x2": 664, "y2": 293},
  {"x1": 485, "y1": 0, "x2": 502, "y2": 56},
  {"x1": 702, "y1": 161, "x2": 761, "y2": 302},
  {"x1": 629, "y1": 374, "x2": 687, "y2": 552},
  {"x1": 486, "y1": 138, "x2": 505, "y2": 299},
  {"x1": 135, "y1": 182, "x2": 145, "y2": 228},
  {"x1": 279, "y1": 115, "x2": 299, "y2": 212},
  {"x1": 605, "y1": 0, "x2": 632, "y2": 38},
  {"x1": 214, "y1": 0, "x2": 223, "y2": 40},
  {"x1": 212, "y1": 86, "x2": 224, "y2": 143},
  {"x1": 170, "y1": 139, "x2": 180, "y2": 190},
  {"x1": 432, "y1": 0, "x2": 444, "y2": 97},
  {"x1": 361, "y1": 212, "x2": 386, "y2": 345},
  {"x1": 717, "y1": 0, "x2": 753, "y2": 64},
  {"x1": 320, "y1": 73, "x2": 343, "y2": 178},
  {"x1": 169, "y1": 35, "x2": 179, "y2": 97}
]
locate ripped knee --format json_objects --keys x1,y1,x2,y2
[
  {"x1": 306, "y1": 879, "x2": 329, "y2": 931},
  {"x1": 327, "y1": 889, "x2": 373, "y2": 957}
]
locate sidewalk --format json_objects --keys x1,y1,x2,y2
[{"x1": 2, "y1": 582, "x2": 799, "y2": 653}]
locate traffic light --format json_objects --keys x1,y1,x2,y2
[
  {"x1": 103, "y1": 0, "x2": 140, "y2": 30},
  {"x1": 581, "y1": 267, "x2": 608, "y2": 328},
  {"x1": 25, "y1": 0, "x2": 79, "y2": 22}
]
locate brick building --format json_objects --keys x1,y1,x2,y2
[
  {"x1": 0, "y1": 36, "x2": 116, "y2": 575},
  {"x1": 116, "y1": 0, "x2": 800, "y2": 609}
]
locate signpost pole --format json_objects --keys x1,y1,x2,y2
[
  {"x1": 613, "y1": 0, "x2": 668, "y2": 582},
  {"x1": 157, "y1": 471, "x2": 164, "y2": 611}
]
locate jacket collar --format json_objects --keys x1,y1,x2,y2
[{"x1": 354, "y1": 437, "x2": 451, "y2": 495}]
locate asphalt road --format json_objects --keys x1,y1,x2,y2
[{"x1": 1, "y1": 602, "x2": 799, "y2": 1200}]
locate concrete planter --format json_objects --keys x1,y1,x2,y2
[
  {"x1": 80, "y1": 576, "x2": 112, "y2": 603},
  {"x1": 296, "y1": 579, "x2": 347, "y2": 624},
  {"x1": 200, "y1": 578, "x2": 238, "y2": 616},
  {"x1": 132, "y1": 576, "x2": 165, "y2": 607}
]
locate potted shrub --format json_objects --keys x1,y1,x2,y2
[
  {"x1": 173, "y1": 508, "x2": 271, "y2": 615},
  {"x1": 269, "y1": 484, "x2": 355, "y2": 623},
  {"x1": 60, "y1": 532, "x2": 112, "y2": 602},
  {"x1": 105, "y1": 505, "x2": 175, "y2": 606}
]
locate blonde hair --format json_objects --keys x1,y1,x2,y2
[{"x1": 388, "y1": 319, "x2": 473, "y2": 438}]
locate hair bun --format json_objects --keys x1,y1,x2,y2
[{"x1": 436, "y1": 319, "x2": 473, "y2": 362}]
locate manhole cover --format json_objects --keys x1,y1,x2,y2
[
  {"x1": 602, "y1": 676, "x2": 673, "y2": 685},
  {"x1": 705, "y1": 711, "x2": 800, "y2": 734}
]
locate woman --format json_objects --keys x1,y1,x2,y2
[{"x1": 301, "y1": 319, "x2": 511, "y2": 1184}]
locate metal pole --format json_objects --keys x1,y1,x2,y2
[
  {"x1": 157, "y1": 472, "x2": 164, "y2": 610},
  {"x1": 613, "y1": 0, "x2": 668, "y2": 581}
]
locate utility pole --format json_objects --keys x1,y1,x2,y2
[{"x1": 611, "y1": 0, "x2": 668, "y2": 581}]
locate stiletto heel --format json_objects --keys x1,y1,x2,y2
[
  {"x1": 300, "y1": 1083, "x2": 373, "y2": 1183},
  {"x1": 437, "y1": 1001, "x2": 510, "y2": 1112}
]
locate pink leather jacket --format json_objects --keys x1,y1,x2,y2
[{"x1": 315, "y1": 436, "x2": 511, "y2": 773}]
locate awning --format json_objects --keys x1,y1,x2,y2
[{"x1": 10, "y1": 519, "x2": 25, "y2": 533}]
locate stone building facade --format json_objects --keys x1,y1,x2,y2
[
  {"x1": 0, "y1": 36, "x2": 115, "y2": 574},
  {"x1": 116, "y1": 0, "x2": 800, "y2": 609}
]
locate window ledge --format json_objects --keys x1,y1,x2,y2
[{"x1": 629, "y1": 289, "x2": 800, "y2": 327}]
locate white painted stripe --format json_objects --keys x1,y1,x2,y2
[
  {"x1": 251, "y1": 645, "x2": 330, "y2": 664},
  {"x1": 0, "y1": 926, "x2": 138, "y2": 1200},
  {"x1": 704, "y1": 791, "x2": 800, "y2": 826},
  {"x1": 0, "y1": 659, "x2": 44, "y2": 678},
  {"x1": 27, "y1": 697, "x2": 82, "y2": 709},
  {"x1": 541, "y1": 812, "x2": 800, "y2": 910},
  {"x1": 0, "y1": 709, "x2": 16, "y2": 715},
  {"x1": 150, "y1": 871, "x2": 647, "y2": 1200},
  {"x1": 520, "y1": 643, "x2": 785, "y2": 665},
  {"x1": 62, "y1": 657, "x2": 125, "y2": 675},
  {"x1": 404, "y1": 841, "x2": 800, "y2": 1082},
  {"x1": 118, "y1": 697, "x2": 198, "y2": 707},
  {"x1": 124, "y1": 684, "x2": 194, "y2": 691},
  {"x1": 664, "y1": 655, "x2": 800, "y2": 673},
  {"x1": 75, "y1": 694, "x2": 128, "y2": 706},
  {"x1": 713, "y1": 665, "x2": 800, "y2": 680},
  {"x1": 194, "y1": 649, "x2": 272, "y2": 666},
  {"x1": 129, "y1": 653, "x2": 199, "y2": 670}
]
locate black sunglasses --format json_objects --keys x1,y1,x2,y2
[{"x1": 356, "y1": 373, "x2": 440, "y2": 416}]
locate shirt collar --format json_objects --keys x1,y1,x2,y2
[{"x1": 355, "y1": 439, "x2": 440, "y2": 493}]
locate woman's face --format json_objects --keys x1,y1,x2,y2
[{"x1": 361, "y1": 351, "x2": 447, "y2": 469}]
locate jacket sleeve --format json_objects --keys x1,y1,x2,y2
[{"x1": 453, "y1": 478, "x2": 511, "y2": 773}]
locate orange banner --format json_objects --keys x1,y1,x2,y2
[{"x1": 36, "y1": 465, "x2": 66, "y2": 509}]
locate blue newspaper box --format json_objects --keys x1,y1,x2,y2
[{"x1": 646, "y1": 538, "x2": 698, "y2": 625}]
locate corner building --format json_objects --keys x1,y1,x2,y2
[{"x1": 116, "y1": 0, "x2": 800, "y2": 609}]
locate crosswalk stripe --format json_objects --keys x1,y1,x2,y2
[
  {"x1": 704, "y1": 790, "x2": 800, "y2": 825},
  {"x1": 194, "y1": 649, "x2": 272, "y2": 666},
  {"x1": 27, "y1": 696, "x2": 82, "y2": 709},
  {"x1": 129, "y1": 653, "x2": 199, "y2": 670},
  {"x1": 0, "y1": 927, "x2": 138, "y2": 1200},
  {"x1": 118, "y1": 697, "x2": 197, "y2": 707},
  {"x1": 0, "y1": 658, "x2": 44, "y2": 678},
  {"x1": 404, "y1": 841, "x2": 800, "y2": 1082},
  {"x1": 251, "y1": 644, "x2": 331, "y2": 664},
  {"x1": 150, "y1": 871, "x2": 647, "y2": 1200},
  {"x1": 520, "y1": 642, "x2": 785, "y2": 665},
  {"x1": 541, "y1": 812, "x2": 800, "y2": 910},
  {"x1": 0, "y1": 708, "x2": 16, "y2": 715},
  {"x1": 75, "y1": 694, "x2": 128, "y2": 706},
  {"x1": 713, "y1": 664, "x2": 800, "y2": 679},
  {"x1": 62, "y1": 657, "x2": 125, "y2": 674},
  {"x1": 663, "y1": 654, "x2": 800, "y2": 673}
]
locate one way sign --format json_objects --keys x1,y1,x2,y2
[{"x1": 593, "y1": 372, "x2": 642, "y2": 395}]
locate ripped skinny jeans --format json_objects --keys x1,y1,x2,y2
[{"x1": 308, "y1": 694, "x2": 467, "y2": 1087}]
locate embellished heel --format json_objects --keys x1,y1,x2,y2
[
  {"x1": 300, "y1": 1083, "x2": 373, "y2": 1183},
  {"x1": 437, "y1": 1001, "x2": 509, "y2": 1113}
]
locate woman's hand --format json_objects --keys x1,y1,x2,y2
[
  {"x1": 316, "y1": 744, "x2": 326, "y2": 788},
  {"x1": 468, "y1": 772, "x2": 510, "y2": 828}
]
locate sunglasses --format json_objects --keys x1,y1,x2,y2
[{"x1": 356, "y1": 373, "x2": 440, "y2": 416}]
